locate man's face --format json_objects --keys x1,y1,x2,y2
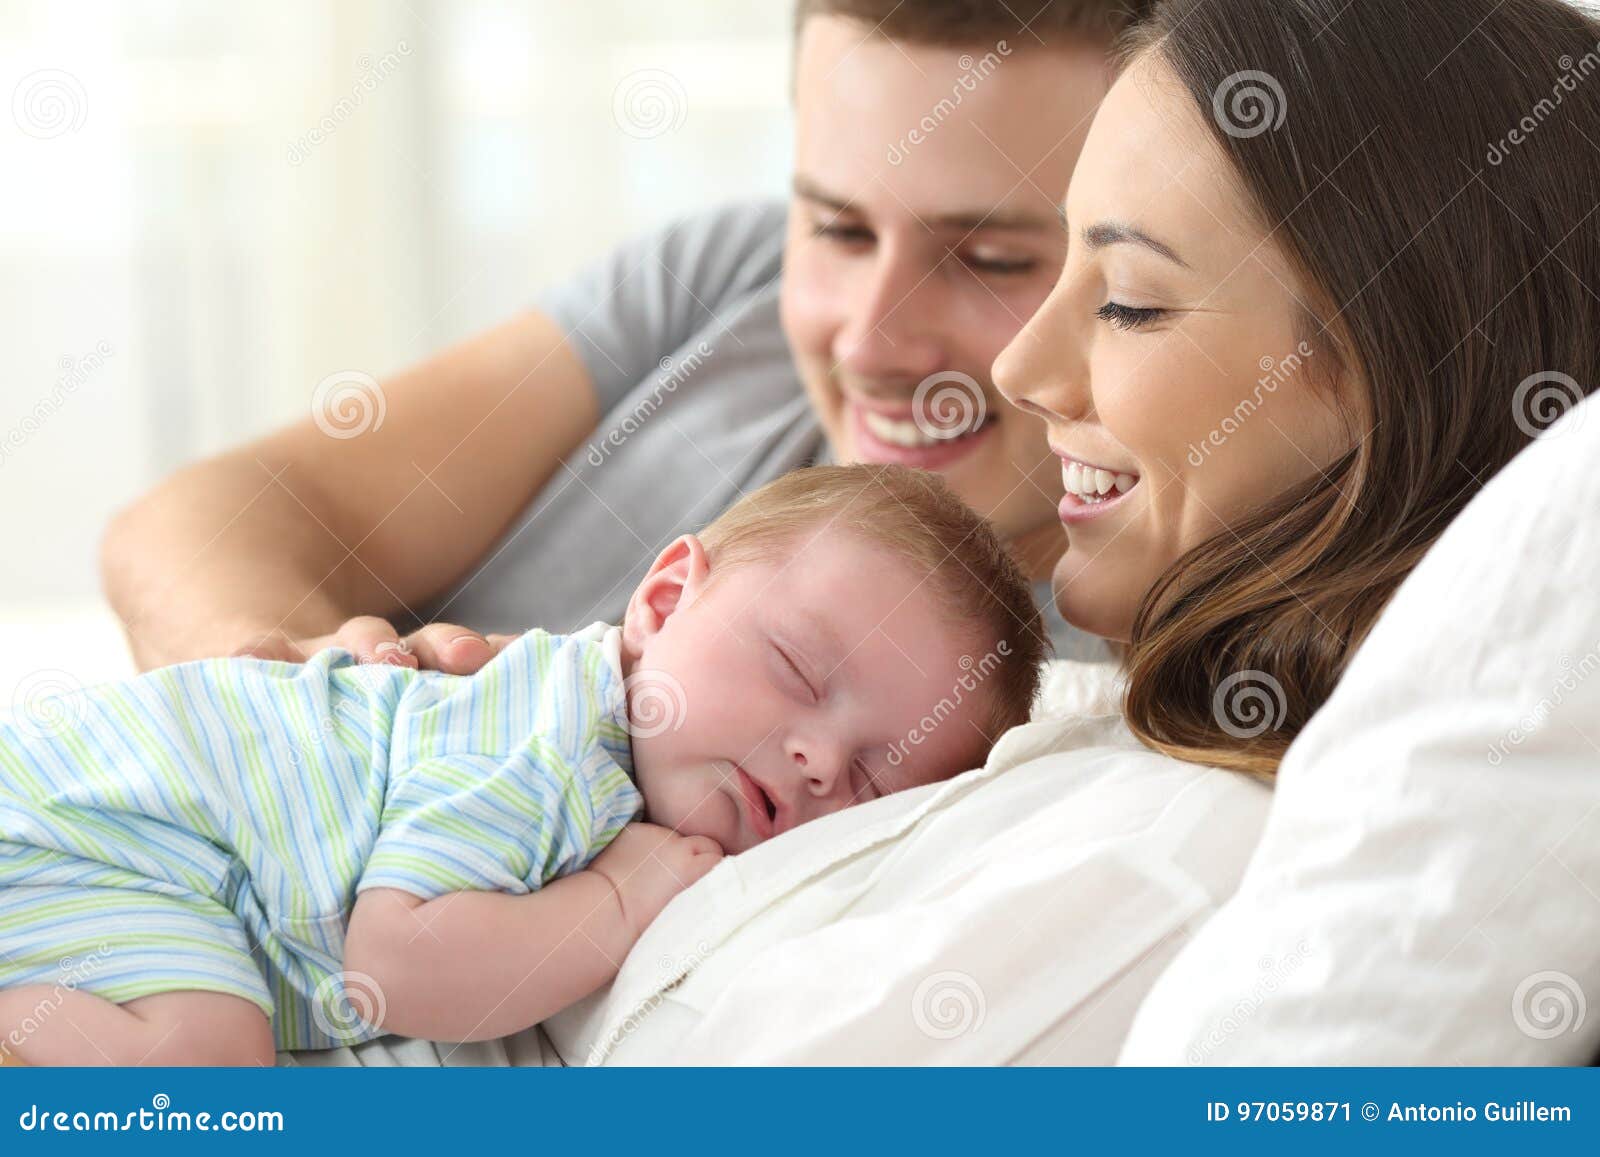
[{"x1": 780, "y1": 16, "x2": 1113, "y2": 576}]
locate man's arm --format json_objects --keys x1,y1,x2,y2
[{"x1": 100, "y1": 309, "x2": 599, "y2": 671}]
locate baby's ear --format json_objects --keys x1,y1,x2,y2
[{"x1": 622, "y1": 534, "x2": 711, "y2": 652}]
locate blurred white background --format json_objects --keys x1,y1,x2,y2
[{"x1": 0, "y1": 0, "x2": 792, "y2": 694}]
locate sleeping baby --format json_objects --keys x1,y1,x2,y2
[{"x1": 0, "y1": 464, "x2": 1044, "y2": 1065}]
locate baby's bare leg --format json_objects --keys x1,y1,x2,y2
[{"x1": 0, "y1": 986, "x2": 273, "y2": 1066}]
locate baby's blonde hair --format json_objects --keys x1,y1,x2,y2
[{"x1": 698, "y1": 464, "x2": 1047, "y2": 745}]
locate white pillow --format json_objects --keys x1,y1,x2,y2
[
  {"x1": 1120, "y1": 395, "x2": 1600, "y2": 1065},
  {"x1": 544, "y1": 662, "x2": 1272, "y2": 1064}
]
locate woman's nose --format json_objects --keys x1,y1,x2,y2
[{"x1": 993, "y1": 277, "x2": 1091, "y2": 423}]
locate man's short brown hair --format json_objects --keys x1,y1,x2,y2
[{"x1": 794, "y1": 0, "x2": 1156, "y2": 47}]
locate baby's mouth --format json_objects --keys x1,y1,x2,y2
[{"x1": 732, "y1": 764, "x2": 778, "y2": 840}]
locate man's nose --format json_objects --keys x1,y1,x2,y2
[{"x1": 832, "y1": 246, "x2": 945, "y2": 385}]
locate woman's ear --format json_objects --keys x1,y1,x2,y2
[{"x1": 621, "y1": 534, "x2": 711, "y2": 654}]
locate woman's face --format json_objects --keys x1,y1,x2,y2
[{"x1": 993, "y1": 53, "x2": 1360, "y2": 641}]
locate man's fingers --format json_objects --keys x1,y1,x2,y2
[
  {"x1": 403, "y1": 623, "x2": 496, "y2": 674},
  {"x1": 335, "y1": 616, "x2": 415, "y2": 667},
  {"x1": 228, "y1": 631, "x2": 307, "y2": 663}
]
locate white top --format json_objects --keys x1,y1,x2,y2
[{"x1": 543, "y1": 659, "x2": 1273, "y2": 1064}]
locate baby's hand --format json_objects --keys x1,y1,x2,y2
[{"x1": 590, "y1": 822, "x2": 723, "y2": 939}]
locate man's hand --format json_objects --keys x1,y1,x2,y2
[
  {"x1": 229, "y1": 616, "x2": 520, "y2": 674},
  {"x1": 590, "y1": 823, "x2": 724, "y2": 939}
]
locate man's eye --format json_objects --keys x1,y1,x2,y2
[
  {"x1": 1096, "y1": 301, "x2": 1166, "y2": 330},
  {"x1": 813, "y1": 222, "x2": 874, "y2": 246},
  {"x1": 959, "y1": 252, "x2": 1038, "y2": 276}
]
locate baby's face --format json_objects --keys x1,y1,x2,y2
[{"x1": 621, "y1": 528, "x2": 999, "y2": 854}]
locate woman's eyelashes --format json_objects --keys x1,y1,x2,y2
[{"x1": 1096, "y1": 301, "x2": 1167, "y2": 330}]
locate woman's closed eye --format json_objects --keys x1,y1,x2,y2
[{"x1": 1096, "y1": 301, "x2": 1167, "y2": 330}]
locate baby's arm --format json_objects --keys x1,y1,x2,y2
[{"x1": 344, "y1": 823, "x2": 721, "y2": 1042}]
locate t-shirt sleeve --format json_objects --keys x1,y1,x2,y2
[{"x1": 535, "y1": 199, "x2": 788, "y2": 415}]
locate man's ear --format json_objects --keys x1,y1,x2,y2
[{"x1": 622, "y1": 534, "x2": 711, "y2": 654}]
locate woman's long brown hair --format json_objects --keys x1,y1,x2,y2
[{"x1": 1118, "y1": 0, "x2": 1600, "y2": 778}]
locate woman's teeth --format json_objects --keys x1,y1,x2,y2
[
  {"x1": 1062, "y1": 461, "x2": 1137, "y2": 503},
  {"x1": 862, "y1": 409, "x2": 985, "y2": 447}
]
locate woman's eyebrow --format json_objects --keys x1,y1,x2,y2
[{"x1": 1079, "y1": 219, "x2": 1191, "y2": 269}]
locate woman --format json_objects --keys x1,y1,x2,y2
[
  {"x1": 997, "y1": 0, "x2": 1600, "y2": 774},
  {"x1": 492, "y1": 0, "x2": 1599, "y2": 1065}
]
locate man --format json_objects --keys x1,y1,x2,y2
[{"x1": 102, "y1": 1, "x2": 1147, "y2": 675}]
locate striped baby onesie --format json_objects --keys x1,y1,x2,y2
[{"x1": 0, "y1": 623, "x2": 642, "y2": 1051}]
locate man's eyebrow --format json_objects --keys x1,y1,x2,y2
[
  {"x1": 1079, "y1": 219, "x2": 1191, "y2": 269},
  {"x1": 791, "y1": 175, "x2": 1058, "y2": 233}
]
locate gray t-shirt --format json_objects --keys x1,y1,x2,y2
[{"x1": 419, "y1": 200, "x2": 1103, "y2": 661}]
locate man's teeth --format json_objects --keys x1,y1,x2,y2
[
  {"x1": 862, "y1": 409, "x2": 982, "y2": 447},
  {"x1": 1062, "y1": 461, "x2": 1136, "y2": 502}
]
